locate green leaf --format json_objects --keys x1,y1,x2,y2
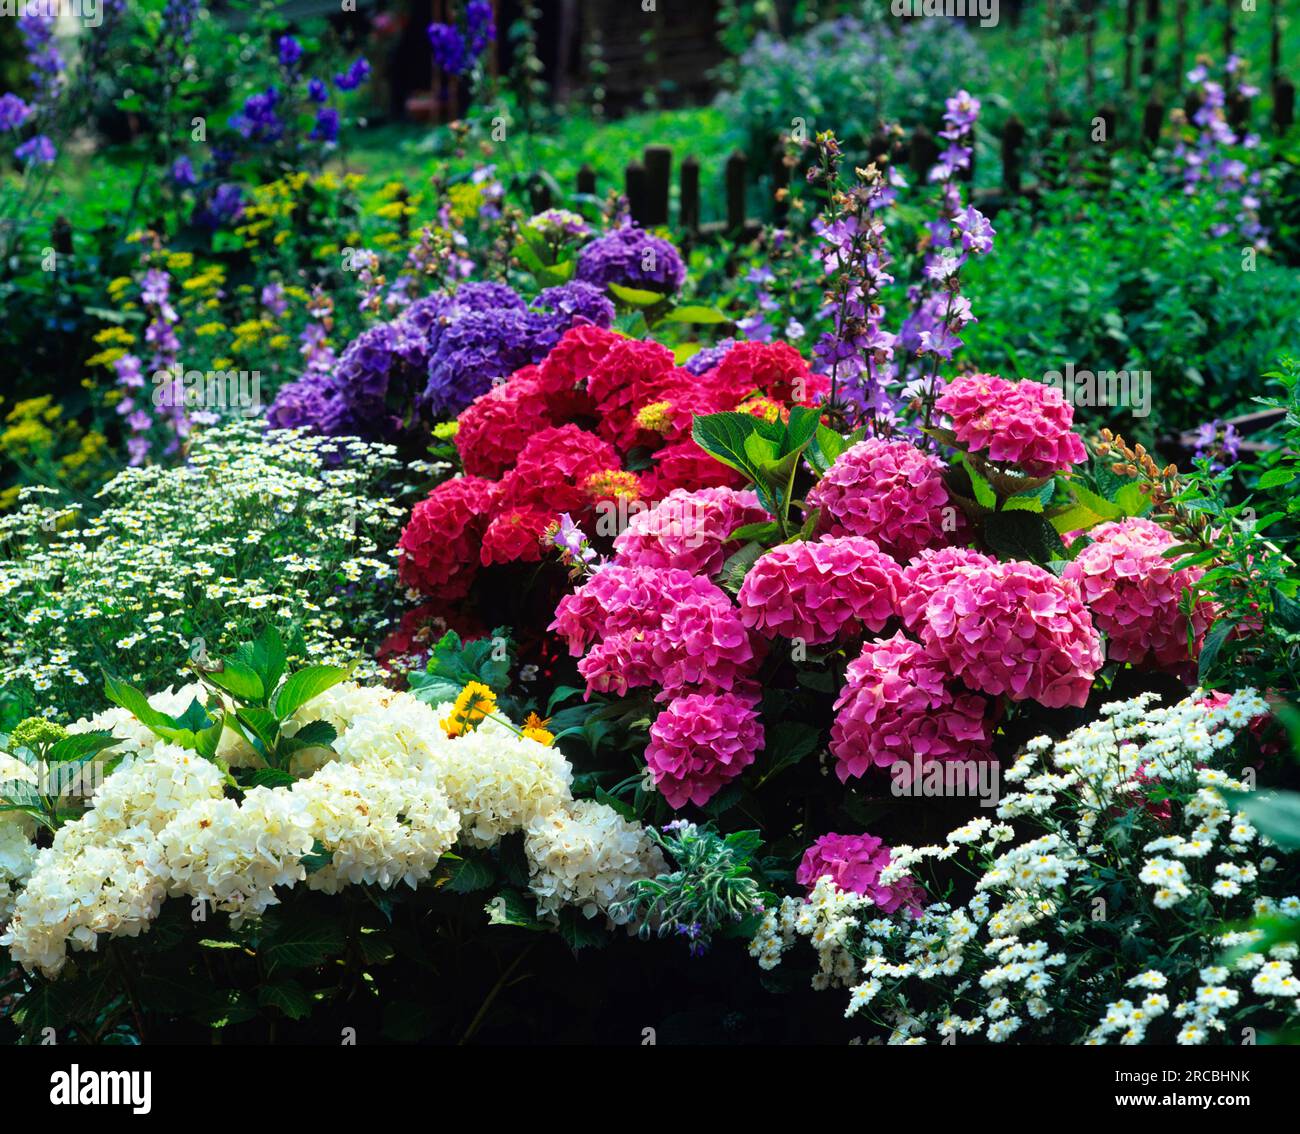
[
  {"x1": 956, "y1": 454, "x2": 997, "y2": 509},
  {"x1": 1113, "y1": 481, "x2": 1152, "y2": 516},
  {"x1": 234, "y1": 625, "x2": 287, "y2": 696},
  {"x1": 692, "y1": 412, "x2": 764, "y2": 482},
  {"x1": 806, "y1": 425, "x2": 848, "y2": 475},
  {"x1": 1273, "y1": 587, "x2": 1300, "y2": 633},
  {"x1": 236, "y1": 706, "x2": 281, "y2": 752},
  {"x1": 248, "y1": 768, "x2": 296, "y2": 790},
  {"x1": 273, "y1": 665, "x2": 351, "y2": 719},
  {"x1": 556, "y1": 908, "x2": 608, "y2": 953},
  {"x1": 728, "y1": 520, "x2": 780, "y2": 543},
  {"x1": 1070, "y1": 483, "x2": 1124, "y2": 521},
  {"x1": 204, "y1": 660, "x2": 265, "y2": 704},
  {"x1": 486, "y1": 888, "x2": 547, "y2": 930},
  {"x1": 260, "y1": 910, "x2": 346, "y2": 971},
  {"x1": 1255, "y1": 466, "x2": 1297, "y2": 491},
  {"x1": 258, "y1": 979, "x2": 313, "y2": 1020},
  {"x1": 445, "y1": 854, "x2": 496, "y2": 894},
  {"x1": 1198, "y1": 618, "x2": 1232, "y2": 680},
  {"x1": 983, "y1": 511, "x2": 1066, "y2": 565},
  {"x1": 759, "y1": 721, "x2": 821, "y2": 782},
  {"x1": 608, "y1": 282, "x2": 667, "y2": 307},
  {"x1": 662, "y1": 304, "x2": 730, "y2": 325},
  {"x1": 718, "y1": 539, "x2": 767, "y2": 593},
  {"x1": 289, "y1": 720, "x2": 338, "y2": 748},
  {"x1": 45, "y1": 732, "x2": 120, "y2": 764},
  {"x1": 301, "y1": 839, "x2": 332, "y2": 874},
  {"x1": 1049, "y1": 502, "x2": 1112, "y2": 535},
  {"x1": 1223, "y1": 790, "x2": 1300, "y2": 850}
]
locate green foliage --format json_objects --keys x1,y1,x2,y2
[
  {"x1": 407, "y1": 628, "x2": 515, "y2": 708},
  {"x1": 962, "y1": 167, "x2": 1300, "y2": 439}
]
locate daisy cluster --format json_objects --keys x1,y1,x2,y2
[
  {"x1": 751, "y1": 688, "x2": 1300, "y2": 1045},
  {"x1": 0, "y1": 679, "x2": 665, "y2": 977},
  {"x1": 0, "y1": 422, "x2": 412, "y2": 719},
  {"x1": 397, "y1": 333, "x2": 827, "y2": 602}
]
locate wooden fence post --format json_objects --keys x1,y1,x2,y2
[
  {"x1": 528, "y1": 174, "x2": 552, "y2": 214},
  {"x1": 1141, "y1": 0, "x2": 1160, "y2": 78},
  {"x1": 1124, "y1": 0, "x2": 1138, "y2": 91},
  {"x1": 625, "y1": 159, "x2": 649, "y2": 225},
  {"x1": 680, "y1": 155, "x2": 700, "y2": 234},
  {"x1": 725, "y1": 151, "x2": 747, "y2": 236},
  {"x1": 643, "y1": 145, "x2": 671, "y2": 227},
  {"x1": 909, "y1": 125, "x2": 939, "y2": 181},
  {"x1": 1274, "y1": 76, "x2": 1296, "y2": 134},
  {"x1": 576, "y1": 164, "x2": 596, "y2": 198},
  {"x1": 1142, "y1": 96, "x2": 1165, "y2": 146}
]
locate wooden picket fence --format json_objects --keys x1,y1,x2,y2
[{"x1": 524, "y1": 71, "x2": 1296, "y2": 243}]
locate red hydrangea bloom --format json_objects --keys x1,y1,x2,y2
[
  {"x1": 736, "y1": 535, "x2": 900, "y2": 645},
  {"x1": 585, "y1": 338, "x2": 678, "y2": 452},
  {"x1": 710, "y1": 341, "x2": 828, "y2": 406},
  {"x1": 398, "y1": 476, "x2": 499, "y2": 599},
  {"x1": 1063, "y1": 516, "x2": 1216, "y2": 668},
  {"x1": 455, "y1": 366, "x2": 554, "y2": 478},
  {"x1": 645, "y1": 692, "x2": 763, "y2": 808},
  {"x1": 919, "y1": 560, "x2": 1102, "y2": 708},
  {"x1": 898, "y1": 545, "x2": 998, "y2": 630},
  {"x1": 481, "y1": 506, "x2": 553, "y2": 566},
  {"x1": 550, "y1": 564, "x2": 724, "y2": 655},
  {"x1": 934, "y1": 373, "x2": 1088, "y2": 478},
  {"x1": 830, "y1": 632, "x2": 993, "y2": 782},
  {"x1": 639, "y1": 440, "x2": 747, "y2": 502},
  {"x1": 807, "y1": 437, "x2": 961, "y2": 559},
  {"x1": 498, "y1": 424, "x2": 621, "y2": 513},
  {"x1": 795, "y1": 832, "x2": 925, "y2": 914},
  {"x1": 612, "y1": 486, "x2": 769, "y2": 576},
  {"x1": 535, "y1": 324, "x2": 621, "y2": 416}
]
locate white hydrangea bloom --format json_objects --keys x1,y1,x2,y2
[
  {"x1": 152, "y1": 788, "x2": 316, "y2": 923},
  {"x1": 292, "y1": 760, "x2": 461, "y2": 894},
  {"x1": 524, "y1": 800, "x2": 667, "y2": 923}
]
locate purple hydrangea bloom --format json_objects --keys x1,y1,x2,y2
[
  {"x1": 683, "y1": 339, "x2": 737, "y2": 376},
  {"x1": 531, "y1": 280, "x2": 616, "y2": 329},
  {"x1": 575, "y1": 225, "x2": 686, "y2": 294},
  {"x1": 422, "y1": 308, "x2": 537, "y2": 417},
  {"x1": 266, "y1": 375, "x2": 334, "y2": 431},
  {"x1": 449, "y1": 281, "x2": 527, "y2": 316},
  {"x1": 307, "y1": 77, "x2": 329, "y2": 103}
]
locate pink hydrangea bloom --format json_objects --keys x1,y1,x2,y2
[
  {"x1": 577, "y1": 630, "x2": 659, "y2": 697},
  {"x1": 919, "y1": 560, "x2": 1102, "y2": 708},
  {"x1": 736, "y1": 535, "x2": 900, "y2": 645},
  {"x1": 612, "y1": 486, "x2": 769, "y2": 576},
  {"x1": 550, "y1": 564, "x2": 721, "y2": 655},
  {"x1": 934, "y1": 373, "x2": 1088, "y2": 478},
  {"x1": 795, "y1": 832, "x2": 925, "y2": 915},
  {"x1": 807, "y1": 437, "x2": 961, "y2": 559},
  {"x1": 897, "y1": 545, "x2": 998, "y2": 630},
  {"x1": 645, "y1": 692, "x2": 763, "y2": 808},
  {"x1": 1063, "y1": 516, "x2": 1215, "y2": 667},
  {"x1": 831, "y1": 633, "x2": 993, "y2": 782},
  {"x1": 651, "y1": 588, "x2": 758, "y2": 699}
]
